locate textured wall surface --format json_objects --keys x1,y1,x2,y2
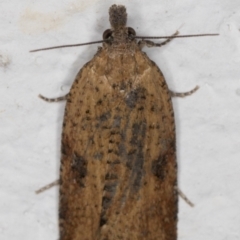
[{"x1": 0, "y1": 0, "x2": 239, "y2": 239}]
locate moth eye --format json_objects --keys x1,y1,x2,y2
[
  {"x1": 103, "y1": 29, "x2": 112, "y2": 40},
  {"x1": 128, "y1": 27, "x2": 136, "y2": 37}
]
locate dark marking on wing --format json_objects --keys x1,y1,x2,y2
[
  {"x1": 112, "y1": 115, "x2": 121, "y2": 128},
  {"x1": 105, "y1": 173, "x2": 118, "y2": 180},
  {"x1": 128, "y1": 122, "x2": 147, "y2": 192},
  {"x1": 125, "y1": 87, "x2": 147, "y2": 108},
  {"x1": 71, "y1": 153, "x2": 87, "y2": 187},
  {"x1": 152, "y1": 154, "x2": 167, "y2": 180},
  {"x1": 100, "y1": 180, "x2": 118, "y2": 227},
  {"x1": 99, "y1": 112, "x2": 111, "y2": 122},
  {"x1": 94, "y1": 152, "x2": 104, "y2": 160}
]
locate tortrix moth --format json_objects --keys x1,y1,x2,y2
[{"x1": 33, "y1": 4, "x2": 218, "y2": 240}]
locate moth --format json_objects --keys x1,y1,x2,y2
[{"x1": 33, "y1": 4, "x2": 218, "y2": 240}]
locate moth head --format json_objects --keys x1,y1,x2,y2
[{"x1": 103, "y1": 5, "x2": 136, "y2": 42}]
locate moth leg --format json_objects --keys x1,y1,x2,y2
[
  {"x1": 138, "y1": 31, "x2": 179, "y2": 49},
  {"x1": 170, "y1": 85, "x2": 199, "y2": 98},
  {"x1": 35, "y1": 179, "x2": 59, "y2": 194},
  {"x1": 38, "y1": 94, "x2": 68, "y2": 102},
  {"x1": 177, "y1": 187, "x2": 194, "y2": 207}
]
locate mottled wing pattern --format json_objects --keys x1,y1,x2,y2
[{"x1": 59, "y1": 48, "x2": 177, "y2": 240}]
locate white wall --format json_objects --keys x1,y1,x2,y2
[{"x1": 0, "y1": 0, "x2": 239, "y2": 239}]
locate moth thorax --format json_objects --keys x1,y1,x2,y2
[
  {"x1": 109, "y1": 5, "x2": 127, "y2": 29},
  {"x1": 112, "y1": 28, "x2": 129, "y2": 43}
]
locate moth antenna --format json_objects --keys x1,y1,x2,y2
[
  {"x1": 30, "y1": 40, "x2": 106, "y2": 52},
  {"x1": 30, "y1": 34, "x2": 219, "y2": 52},
  {"x1": 134, "y1": 33, "x2": 219, "y2": 39}
]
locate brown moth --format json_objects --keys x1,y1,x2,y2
[
  {"x1": 61, "y1": 7, "x2": 178, "y2": 239},
  {"x1": 59, "y1": 5, "x2": 185, "y2": 239},
  {"x1": 33, "y1": 4, "x2": 217, "y2": 240},
  {"x1": 61, "y1": 5, "x2": 177, "y2": 239}
]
